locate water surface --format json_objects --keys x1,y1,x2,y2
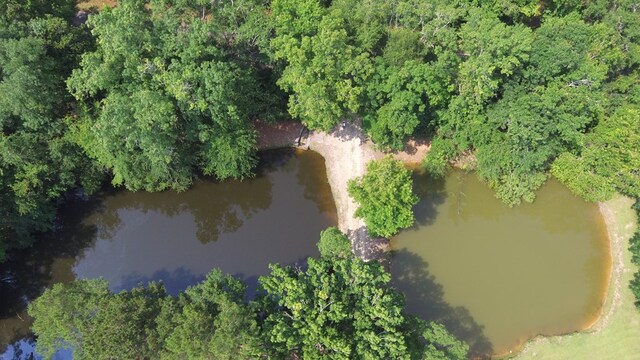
[
  {"x1": 390, "y1": 170, "x2": 610, "y2": 358},
  {"x1": 0, "y1": 149, "x2": 337, "y2": 358}
]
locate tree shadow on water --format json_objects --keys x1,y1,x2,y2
[
  {"x1": 391, "y1": 249, "x2": 493, "y2": 359},
  {"x1": 411, "y1": 172, "x2": 447, "y2": 228},
  {"x1": 294, "y1": 150, "x2": 338, "y2": 217},
  {"x1": 256, "y1": 148, "x2": 297, "y2": 174},
  {"x1": 0, "y1": 193, "x2": 109, "y2": 353},
  {"x1": 94, "y1": 169, "x2": 273, "y2": 245}
]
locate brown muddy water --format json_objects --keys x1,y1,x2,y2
[
  {"x1": 390, "y1": 169, "x2": 611, "y2": 358},
  {"x1": 0, "y1": 149, "x2": 337, "y2": 358}
]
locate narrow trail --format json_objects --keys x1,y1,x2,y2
[
  {"x1": 306, "y1": 124, "x2": 383, "y2": 260},
  {"x1": 256, "y1": 120, "x2": 430, "y2": 260}
]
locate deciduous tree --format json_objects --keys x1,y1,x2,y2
[{"x1": 348, "y1": 157, "x2": 418, "y2": 237}]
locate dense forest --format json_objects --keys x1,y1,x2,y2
[
  {"x1": 1, "y1": 0, "x2": 640, "y2": 357},
  {"x1": 1, "y1": 0, "x2": 639, "y2": 260}
]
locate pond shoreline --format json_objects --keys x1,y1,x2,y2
[
  {"x1": 510, "y1": 196, "x2": 637, "y2": 360},
  {"x1": 486, "y1": 199, "x2": 623, "y2": 360},
  {"x1": 256, "y1": 120, "x2": 628, "y2": 359},
  {"x1": 256, "y1": 120, "x2": 429, "y2": 260}
]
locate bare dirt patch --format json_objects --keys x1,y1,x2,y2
[
  {"x1": 256, "y1": 120, "x2": 431, "y2": 260},
  {"x1": 76, "y1": 0, "x2": 117, "y2": 11},
  {"x1": 369, "y1": 137, "x2": 431, "y2": 165},
  {"x1": 255, "y1": 120, "x2": 304, "y2": 150},
  {"x1": 306, "y1": 124, "x2": 373, "y2": 234}
]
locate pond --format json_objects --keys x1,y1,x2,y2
[
  {"x1": 390, "y1": 169, "x2": 611, "y2": 358},
  {"x1": 0, "y1": 149, "x2": 337, "y2": 358}
]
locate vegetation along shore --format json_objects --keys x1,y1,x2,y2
[{"x1": 1, "y1": 0, "x2": 639, "y2": 358}]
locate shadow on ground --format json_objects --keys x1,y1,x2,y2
[
  {"x1": 330, "y1": 121, "x2": 369, "y2": 143},
  {"x1": 350, "y1": 226, "x2": 389, "y2": 263}
]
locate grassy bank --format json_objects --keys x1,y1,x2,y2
[{"x1": 512, "y1": 196, "x2": 640, "y2": 360}]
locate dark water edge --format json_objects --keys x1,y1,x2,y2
[
  {"x1": 0, "y1": 149, "x2": 337, "y2": 359},
  {"x1": 1, "y1": 158, "x2": 613, "y2": 360},
  {"x1": 390, "y1": 169, "x2": 611, "y2": 358}
]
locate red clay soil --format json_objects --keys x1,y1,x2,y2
[{"x1": 254, "y1": 120, "x2": 305, "y2": 150}]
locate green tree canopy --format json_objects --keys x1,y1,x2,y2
[
  {"x1": 67, "y1": 0, "x2": 281, "y2": 191},
  {"x1": 627, "y1": 199, "x2": 640, "y2": 310},
  {"x1": 270, "y1": 0, "x2": 374, "y2": 130},
  {"x1": 424, "y1": 7, "x2": 637, "y2": 205},
  {"x1": 552, "y1": 106, "x2": 640, "y2": 201},
  {"x1": 268, "y1": 0, "x2": 640, "y2": 205},
  {"x1": 0, "y1": 2, "x2": 101, "y2": 261},
  {"x1": 0, "y1": 0, "x2": 75, "y2": 22},
  {"x1": 162, "y1": 270, "x2": 263, "y2": 359},
  {"x1": 260, "y1": 256, "x2": 410, "y2": 358},
  {"x1": 29, "y1": 271, "x2": 263, "y2": 360},
  {"x1": 29, "y1": 279, "x2": 168, "y2": 359},
  {"x1": 348, "y1": 157, "x2": 418, "y2": 237},
  {"x1": 317, "y1": 226, "x2": 352, "y2": 258},
  {"x1": 259, "y1": 231, "x2": 467, "y2": 359}
]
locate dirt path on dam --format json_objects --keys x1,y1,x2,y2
[
  {"x1": 256, "y1": 120, "x2": 430, "y2": 260},
  {"x1": 305, "y1": 124, "x2": 381, "y2": 260}
]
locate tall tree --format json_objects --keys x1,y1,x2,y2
[
  {"x1": 68, "y1": 0, "x2": 281, "y2": 191},
  {"x1": 425, "y1": 9, "x2": 637, "y2": 206},
  {"x1": 552, "y1": 106, "x2": 640, "y2": 201},
  {"x1": 348, "y1": 157, "x2": 418, "y2": 237},
  {"x1": 628, "y1": 199, "x2": 640, "y2": 310},
  {"x1": 0, "y1": 2, "x2": 101, "y2": 261},
  {"x1": 270, "y1": 0, "x2": 374, "y2": 130},
  {"x1": 317, "y1": 226, "x2": 352, "y2": 258},
  {"x1": 29, "y1": 271, "x2": 263, "y2": 360},
  {"x1": 162, "y1": 270, "x2": 263, "y2": 359}
]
